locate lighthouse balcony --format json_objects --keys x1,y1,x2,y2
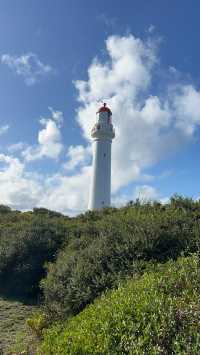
[{"x1": 91, "y1": 123, "x2": 115, "y2": 139}]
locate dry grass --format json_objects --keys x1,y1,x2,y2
[{"x1": 0, "y1": 298, "x2": 35, "y2": 354}]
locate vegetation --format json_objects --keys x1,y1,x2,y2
[
  {"x1": 0, "y1": 196, "x2": 200, "y2": 353},
  {"x1": 0, "y1": 206, "x2": 71, "y2": 299},
  {"x1": 41, "y1": 197, "x2": 200, "y2": 320},
  {"x1": 40, "y1": 255, "x2": 200, "y2": 354}
]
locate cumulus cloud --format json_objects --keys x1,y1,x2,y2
[
  {"x1": 172, "y1": 84, "x2": 200, "y2": 135},
  {"x1": 1, "y1": 53, "x2": 53, "y2": 85},
  {"x1": 0, "y1": 125, "x2": 9, "y2": 135},
  {"x1": 0, "y1": 151, "x2": 91, "y2": 215},
  {"x1": 64, "y1": 145, "x2": 92, "y2": 171},
  {"x1": 23, "y1": 108, "x2": 64, "y2": 161},
  {"x1": 0, "y1": 106, "x2": 91, "y2": 214},
  {"x1": 40, "y1": 166, "x2": 91, "y2": 214},
  {"x1": 0, "y1": 153, "x2": 42, "y2": 209},
  {"x1": 74, "y1": 34, "x2": 200, "y2": 197}
]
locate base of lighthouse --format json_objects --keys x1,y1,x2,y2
[{"x1": 88, "y1": 138, "x2": 112, "y2": 210}]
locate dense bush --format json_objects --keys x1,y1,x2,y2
[
  {"x1": 40, "y1": 255, "x2": 200, "y2": 354},
  {"x1": 1, "y1": 196, "x2": 200, "y2": 353},
  {"x1": 1, "y1": 195, "x2": 200, "y2": 307},
  {"x1": 0, "y1": 210, "x2": 71, "y2": 299},
  {"x1": 0, "y1": 206, "x2": 115, "y2": 300},
  {"x1": 41, "y1": 197, "x2": 200, "y2": 320}
]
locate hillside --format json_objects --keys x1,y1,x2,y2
[
  {"x1": 0, "y1": 196, "x2": 200, "y2": 353},
  {"x1": 40, "y1": 255, "x2": 200, "y2": 354}
]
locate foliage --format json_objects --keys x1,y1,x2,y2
[
  {"x1": 27, "y1": 311, "x2": 49, "y2": 339},
  {"x1": 40, "y1": 255, "x2": 200, "y2": 355},
  {"x1": 41, "y1": 196, "x2": 200, "y2": 320},
  {"x1": 0, "y1": 209, "x2": 71, "y2": 299},
  {"x1": 1, "y1": 196, "x2": 200, "y2": 352}
]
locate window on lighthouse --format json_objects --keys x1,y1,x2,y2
[{"x1": 104, "y1": 153, "x2": 106, "y2": 157}]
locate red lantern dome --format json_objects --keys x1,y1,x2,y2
[{"x1": 97, "y1": 103, "x2": 112, "y2": 116}]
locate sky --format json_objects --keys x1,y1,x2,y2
[{"x1": 1, "y1": 0, "x2": 200, "y2": 215}]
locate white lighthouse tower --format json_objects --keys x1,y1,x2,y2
[{"x1": 88, "y1": 103, "x2": 115, "y2": 210}]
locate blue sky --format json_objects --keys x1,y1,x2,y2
[{"x1": 1, "y1": 0, "x2": 200, "y2": 214}]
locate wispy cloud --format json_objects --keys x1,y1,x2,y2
[
  {"x1": 1, "y1": 53, "x2": 53, "y2": 85},
  {"x1": 0, "y1": 124, "x2": 9, "y2": 135},
  {"x1": 147, "y1": 24, "x2": 155, "y2": 34},
  {"x1": 98, "y1": 13, "x2": 117, "y2": 28},
  {"x1": 7, "y1": 142, "x2": 26, "y2": 153}
]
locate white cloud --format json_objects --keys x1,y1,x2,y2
[
  {"x1": 74, "y1": 34, "x2": 200, "y2": 198},
  {"x1": 0, "y1": 151, "x2": 90, "y2": 215},
  {"x1": 64, "y1": 145, "x2": 92, "y2": 171},
  {"x1": 0, "y1": 107, "x2": 91, "y2": 215},
  {"x1": 23, "y1": 108, "x2": 63, "y2": 161},
  {"x1": 140, "y1": 96, "x2": 170, "y2": 126},
  {"x1": 40, "y1": 166, "x2": 91, "y2": 214},
  {"x1": 0, "y1": 153, "x2": 42, "y2": 209},
  {"x1": 1, "y1": 53, "x2": 53, "y2": 85},
  {"x1": 160, "y1": 196, "x2": 170, "y2": 204},
  {"x1": 0, "y1": 151, "x2": 163, "y2": 214},
  {"x1": 112, "y1": 184, "x2": 167, "y2": 207},
  {"x1": 48, "y1": 107, "x2": 63, "y2": 126},
  {"x1": 0, "y1": 125, "x2": 9, "y2": 135},
  {"x1": 172, "y1": 84, "x2": 200, "y2": 135},
  {"x1": 75, "y1": 34, "x2": 159, "y2": 192},
  {"x1": 134, "y1": 185, "x2": 159, "y2": 202}
]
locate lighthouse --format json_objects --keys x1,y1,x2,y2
[{"x1": 88, "y1": 103, "x2": 115, "y2": 210}]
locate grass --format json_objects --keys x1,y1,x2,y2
[{"x1": 0, "y1": 298, "x2": 35, "y2": 354}]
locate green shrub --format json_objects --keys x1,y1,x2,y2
[
  {"x1": 0, "y1": 213, "x2": 70, "y2": 299},
  {"x1": 40, "y1": 255, "x2": 200, "y2": 355},
  {"x1": 41, "y1": 200, "x2": 200, "y2": 320},
  {"x1": 1, "y1": 196, "x2": 200, "y2": 308},
  {"x1": 27, "y1": 311, "x2": 49, "y2": 338}
]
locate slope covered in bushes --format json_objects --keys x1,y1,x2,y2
[
  {"x1": 40, "y1": 255, "x2": 200, "y2": 354},
  {"x1": 0, "y1": 196, "x2": 200, "y2": 306},
  {"x1": 1, "y1": 196, "x2": 200, "y2": 353},
  {"x1": 41, "y1": 197, "x2": 200, "y2": 320}
]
